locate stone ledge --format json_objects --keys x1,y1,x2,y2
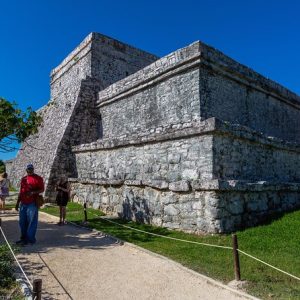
[
  {"x1": 72, "y1": 117, "x2": 300, "y2": 154},
  {"x1": 72, "y1": 118, "x2": 215, "y2": 152},
  {"x1": 69, "y1": 178, "x2": 300, "y2": 192},
  {"x1": 68, "y1": 178, "x2": 124, "y2": 186},
  {"x1": 97, "y1": 50, "x2": 201, "y2": 108},
  {"x1": 142, "y1": 180, "x2": 169, "y2": 190},
  {"x1": 214, "y1": 118, "x2": 300, "y2": 153},
  {"x1": 124, "y1": 180, "x2": 142, "y2": 186},
  {"x1": 97, "y1": 40, "x2": 300, "y2": 109},
  {"x1": 51, "y1": 33, "x2": 93, "y2": 83},
  {"x1": 192, "y1": 179, "x2": 300, "y2": 192}
]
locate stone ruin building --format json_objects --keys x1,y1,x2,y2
[{"x1": 7, "y1": 32, "x2": 300, "y2": 233}]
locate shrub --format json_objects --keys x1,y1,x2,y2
[{"x1": 0, "y1": 244, "x2": 15, "y2": 288}]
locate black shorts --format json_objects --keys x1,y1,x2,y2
[{"x1": 56, "y1": 196, "x2": 68, "y2": 207}]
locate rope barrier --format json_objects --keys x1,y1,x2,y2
[
  {"x1": 0, "y1": 226, "x2": 33, "y2": 290},
  {"x1": 237, "y1": 249, "x2": 300, "y2": 282},
  {"x1": 99, "y1": 216, "x2": 232, "y2": 249},
  {"x1": 89, "y1": 214, "x2": 300, "y2": 282}
]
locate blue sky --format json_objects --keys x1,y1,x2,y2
[{"x1": 1, "y1": 0, "x2": 300, "y2": 160}]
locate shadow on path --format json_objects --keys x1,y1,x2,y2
[{"x1": 0, "y1": 212, "x2": 120, "y2": 254}]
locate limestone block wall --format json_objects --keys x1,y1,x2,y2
[
  {"x1": 211, "y1": 119, "x2": 300, "y2": 185},
  {"x1": 100, "y1": 68, "x2": 200, "y2": 139},
  {"x1": 97, "y1": 40, "x2": 300, "y2": 143},
  {"x1": 75, "y1": 134, "x2": 213, "y2": 183},
  {"x1": 9, "y1": 33, "x2": 300, "y2": 232},
  {"x1": 70, "y1": 180, "x2": 300, "y2": 233},
  {"x1": 70, "y1": 39, "x2": 300, "y2": 233},
  {"x1": 10, "y1": 33, "x2": 158, "y2": 198},
  {"x1": 71, "y1": 117, "x2": 300, "y2": 233},
  {"x1": 199, "y1": 67, "x2": 300, "y2": 143}
]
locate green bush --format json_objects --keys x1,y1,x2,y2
[
  {"x1": 0, "y1": 244, "x2": 15, "y2": 288},
  {"x1": 0, "y1": 160, "x2": 5, "y2": 173}
]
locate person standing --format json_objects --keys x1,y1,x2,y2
[
  {"x1": 0, "y1": 173, "x2": 10, "y2": 211},
  {"x1": 15, "y1": 164, "x2": 44, "y2": 245},
  {"x1": 55, "y1": 177, "x2": 70, "y2": 225}
]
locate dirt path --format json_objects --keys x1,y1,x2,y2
[{"x1": 0, "y1": 211, "x2": 258, "y2": 300}]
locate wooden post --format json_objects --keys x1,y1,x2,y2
[
  {"x1": 232, "y1": 234, "x2": 241, "y2": 281},
  {"x1": 32, "y1": 279, "x2": 42, "y2": 300},
  {"x1": 83, "y1": 202, "x2": 88, "y2": 222}
]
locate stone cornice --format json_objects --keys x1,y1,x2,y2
[
  {"x1": 96, "y1": 42, "x2": 201, "y2": 107},
  {"x1": 72, "y1": 117, "x2": 300, "y2": 154},
  {"x1": 97, "y1": 41, "x2": 300, "y2": 109},
  {"x1": 50, "y1": 32, "x2": 159, "y2": 85},
  {"x1": 72, "y1": 118, "x2": 216, "y2": 152},
  {"x1": 50, "y1": 33, "x2": 94, "y2": 84}
]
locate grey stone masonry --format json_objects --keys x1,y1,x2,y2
[
  {"x1": 71, "y1": 117, "x2": 300, "y2": 232},
  {"x1": 8, "y1": 33, "x2": 300, "y2": 233},
  {"x1": 71, "y1": 38, "x2": 300, "y2": 233},
  {"x1": 9, "y1": 33, "x2": 158, "y2": 198},
  {"x1": 97, "y1": 41, "x2": 300, "y2": 143}
]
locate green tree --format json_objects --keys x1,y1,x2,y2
[
  {"x1": 0, "y1": 97, "x2": 42, "y2": 152},
  {"x1": 0, "y1": 160, "x2": 5, "y2": 173}
]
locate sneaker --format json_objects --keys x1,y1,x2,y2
[
  {"x1": 56, "y1": 222, "x2": 63, "y2": 226},
  {"x1": 15, "y1": 240, "x2": 27, "y2": 246}
]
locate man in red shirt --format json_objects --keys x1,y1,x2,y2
[{"x1": 15, "y1": 164, "x2": 44, "y2": 245}]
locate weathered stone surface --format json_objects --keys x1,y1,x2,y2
[
  {"x1": 7, "y1": 32, "x2": 300, "y2": 233},
  {"x1": 9, "y1": 33, "x2": 158, "y2": 198},
  {"x1": 169, "y1": 180, "x2": 190, "y2": 192}
]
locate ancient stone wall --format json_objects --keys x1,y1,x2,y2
[
  {"x1": 70, "y1": 40, "x2": 300, "y2": 233},
  {"x1": 8, "y1": 33, "x2": 300, "y2": 232},
  {"x1": 97, "y1": 41, "x2": 300, "y2": 143},
  {"x1": 199, "y1": 67, "x2": 300, "y2": 143},
  {"x1": 71, "y1": 117, "x2": 300, "y2": 233},
  {"x1": 9, "y1": 33, "x2": 158, "y2": 198}
]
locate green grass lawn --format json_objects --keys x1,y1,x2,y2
[{"x1": 39, "y1": 203, "x2": 299, "y2": 299}]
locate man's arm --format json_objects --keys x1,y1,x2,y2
[{"x1": 15, "y1": 191, "x2": 21, "y2": 211}]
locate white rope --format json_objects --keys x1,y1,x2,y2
[
  {"x1": 99, "y1": 216, "x2": 232, "y2": 250},
  {"x1": 94, "y1": 214, "x2": 300, "y2": 282},
  {"x1": 238, "y1": 249, "x2": 300, "y2": 282},
  {"x1": 0, "y1": 226, "x2": 33, "y2": 290}
]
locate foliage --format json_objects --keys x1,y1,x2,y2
[
  {"x1": 0, "y1": 244, "x2": 24, "y2": 298},
  {"x1": 0, "y1": 97, "x2": 42, "y2": 152},
  {"x1": 0, "y1": 244, "x2": 15, "y2": 288},
  {"x1": 0, "y1": 159, "x2": 5, "y2": 173},
  {"x1": 41, "y1": 203, "x2": 300, "y2": 300}
]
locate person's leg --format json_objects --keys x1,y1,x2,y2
[
  {"x1": 19, "y1": 204, "x2": 28, "y2": 242},
  {"x1": 62, "y1": 206, "x2": 66, "y2": 224},
  {"x1": 59, "y1": 206, "x2": 63, "y2": 223},
  {"x1": 0, "y1": 197, "x2": 3, "y2": 210},
  {"x1": 2, "y1": 196, "x2": 5, "y2": 210},
  {"x1": 26, "y1": 203, "x2": 38, "y2": 244}
]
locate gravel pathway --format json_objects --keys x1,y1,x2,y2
[{"x1": 0, "y1": 211, "x2": 258, "y2": 300}]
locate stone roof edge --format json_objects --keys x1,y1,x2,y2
[
  {"x1": 97, "y1": 40, "x2": 300, "y2": 108},
  {"x1": 71, "y1": 117, "x2": 300, "y2": 154},
  {"x1": 50, "y1": 32, "x2": 159, "y2": 84},
  {"x1": 3, "y1": 159, "x2": 15, "y2": 163},
  {"x1": 97, "y1": 41, "x2": 201, "y2": 107},
  {"x1": 50, "y1": 33, "x2": 94, "y2": 79}
]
